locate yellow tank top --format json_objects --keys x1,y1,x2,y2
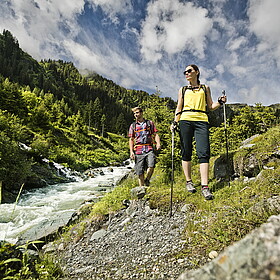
[{"x1": 179, "y1": 85, "x2": 209, "y2": 122}]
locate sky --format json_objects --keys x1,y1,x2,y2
[{"x1": 1, "y1": 0, "x2": 280, "y2": 106}]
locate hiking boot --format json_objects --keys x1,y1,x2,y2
[
  {"x1": 202, "y1": 187, "x2": 213, "y2": 200},
  {"x1": 186, "y1": 181, "x2": 196, "y2": 193},
  {"x1": 144, "y1": 178, "x2": 150, "y2": 187}
]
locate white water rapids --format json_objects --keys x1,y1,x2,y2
[{"x1": 0, "y1": 162, "x2": 134, "y2": 244}]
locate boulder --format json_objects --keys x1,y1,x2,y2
[
  {"x1": 178, "y1": 215, "x2": 280, "y2": 280},
  {"x1": 130, "y1": 186, "x2": 146, "y2": 199},
  {"x1": 213, "y1": 153, "x2": 234, "y2": 180}
]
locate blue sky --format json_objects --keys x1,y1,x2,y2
[{"x1": 1, "y1": 0, "x2": 280, "y2": 105}]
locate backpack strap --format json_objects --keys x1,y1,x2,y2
[
  {"x1": 132, "y1": 121, "x2": 136, "y2": 131},
  {"x1": 132, "y1": 119, "x2": 155, "y2": 147},
  {"x1": 176, "y1": 84, "x2": 208, "y2": 116},
  {"x1": 132, "y1": 119, "x2": 151, "y2": 132}
]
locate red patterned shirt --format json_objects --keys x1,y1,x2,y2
[{"x1": 128, "y1": 120, "x2": 158, "y2": 155}]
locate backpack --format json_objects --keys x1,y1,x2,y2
[
  {"x1": 131, "y1": 119, "x2": 151, "y2": 133},
  {"x1": 131, "y1": 119, "x2": 157, "y2": 148},
  {"x1": 176, "y1": 84, "x2": 208, "y2": 116}
]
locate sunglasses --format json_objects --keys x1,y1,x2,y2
[{"x1": 183, "y1": 69, "x2": 193, "y2": 75}]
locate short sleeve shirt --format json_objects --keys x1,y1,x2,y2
[{"x1": 128, "y1": 120, "x2": 158, "y2": 155}]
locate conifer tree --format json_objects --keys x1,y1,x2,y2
[
  {"x1": 115, "y1": 112, "x2": 127, "y2": 135},
  {"x1": 92, "y1": 97, "x2": 102, "y2": 131}
]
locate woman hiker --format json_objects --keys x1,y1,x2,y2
[{"x1": 171, "y1": 64, "x2": 226, "y2": 200}]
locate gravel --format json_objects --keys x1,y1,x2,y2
[{"x1": 54, "y1": 200, "x2": 194, "y2": 280}]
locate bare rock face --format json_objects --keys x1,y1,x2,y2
[
  {"x1": 214, "y1": 133, "x2": 280, "y2": 181},
  {"x1": 177, "y1": 215, "x2": 280, "y2": 280}
]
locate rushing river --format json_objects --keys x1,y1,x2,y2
[{"x1": 0, "y1": 162, "x2": 133, "y2": 244}]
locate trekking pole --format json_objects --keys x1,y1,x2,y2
[
  {"x1": 169, "y1": 126, "x2": 175, "y2": 217},
  {"x1": 222, "y1": 90, "x2": 230, "y2": 187}
]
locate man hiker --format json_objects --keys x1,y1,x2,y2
[{"x1": 128, "y1": 107, "x2": 161, "y2": 187}]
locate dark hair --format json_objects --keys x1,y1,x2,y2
[{"x1": 187, "y1": 64, "x2": 200, "y2": 84}]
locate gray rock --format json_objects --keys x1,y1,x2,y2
[
  {"x1": 214, "y1": 133, "x2": 279, "y2": 181},
  {"x1": 56, "y1": 199, "x2": 280, "y2": 280},
  {"x1": 213, "y1": 153, "x2": 234, "y2": 180},
  {"x1": 17, "y1": 211, "x2": 74, "y2": 245},
  {"x1": 178, "y1": 214, "x2": 280, "y2": 280},
  {"x1": 75, "y1": 266, "x2": 92, "y2": 274},
  {"x1": 125, "y1": 199, "x2": 147, "y2": 216},
  {"x1": 239, "y1": 134, "x2": 259, "y2": 149},
  {"x1": 122, "y1": 199, "x2": 130, "y2": 207},
  {"x1": 42, "y1": 243, "x2": 57, "y2": 253},
  {"x1": 248, "y1": 196, "x2": 280, "y2": 216},
  {"x1": 119, "y1": 217, "x2": 131, "y2": 227},
  {"x1": 130, "y1": 186, "x2": 146, "y2": 199},
  {"x1": 181, "y1": 204, "x2": 195, "y2": 213},
  {"x1": 90, "y1": 228, "x2": 107, "y2": 241}
]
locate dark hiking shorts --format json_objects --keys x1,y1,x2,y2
[
  {"x1": 179, "y1": 120, "x2": 210, "y2": 163},
  {"x1": 134, "y1": 150, "x2": 156, "y2": 175}
]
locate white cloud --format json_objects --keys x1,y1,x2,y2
[
  {"x1": 0, "y1": 0, "x2": 85, "y2": 59},
  {"x1": 63, "y1": 40, "x2": 105, "y2": 73},
  {"x1": 226, "y1": 36, "x2": 247, "y2": 52},
  {"x1": 139, "y1": 0, "x2": 213, "y2": 63},
  {"x1": 0, "y1": 0, "x2": 134, "y2": 60},
  {"x1": 1, "y1": 0, "x2": 279, "y2": 106},
  {"x1": 215, "y1": 64, "x2": 225, "y2": 75},
  {"x1": 238, "y1": 86, "x2": 261, "y2": 105},
  {"x1": 248, "y1": 0, "x2": 280, "y2": 66},
  {"x1": 229, "y1": 65, "x2": 247, "y2": 77},
  {"x1": 87, "y1": 0, "x2": 133, "y2": 24},
  {"x1": 209, "y1": 0, "x2": 228, "y2": 3}
]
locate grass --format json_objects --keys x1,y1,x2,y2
[
  {"x1": 54, "y1": 126, "x2": 279, "y2": 271},
  {"x1": 76, "y1": 125, "x2": 279, "y2": 268},
  {"x1": 58, "y1": 161, "x2": 279, "y2": 269},
  {"x1": 3, "y1": 126, "x2": 278, "y2": 278},
  {"x1": 145, "y1": 165, "x2": 279, "y2": 267},
  {"x1": 193, "y1": 168, "x2": 277, "y2": 259},
  {"x1": 0, "y1": 241, "x2": 63, "y2": 280}
]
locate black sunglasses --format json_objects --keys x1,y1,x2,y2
[{"x1": 183, "y1": 69, "x2": 193, "y2": 75}]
